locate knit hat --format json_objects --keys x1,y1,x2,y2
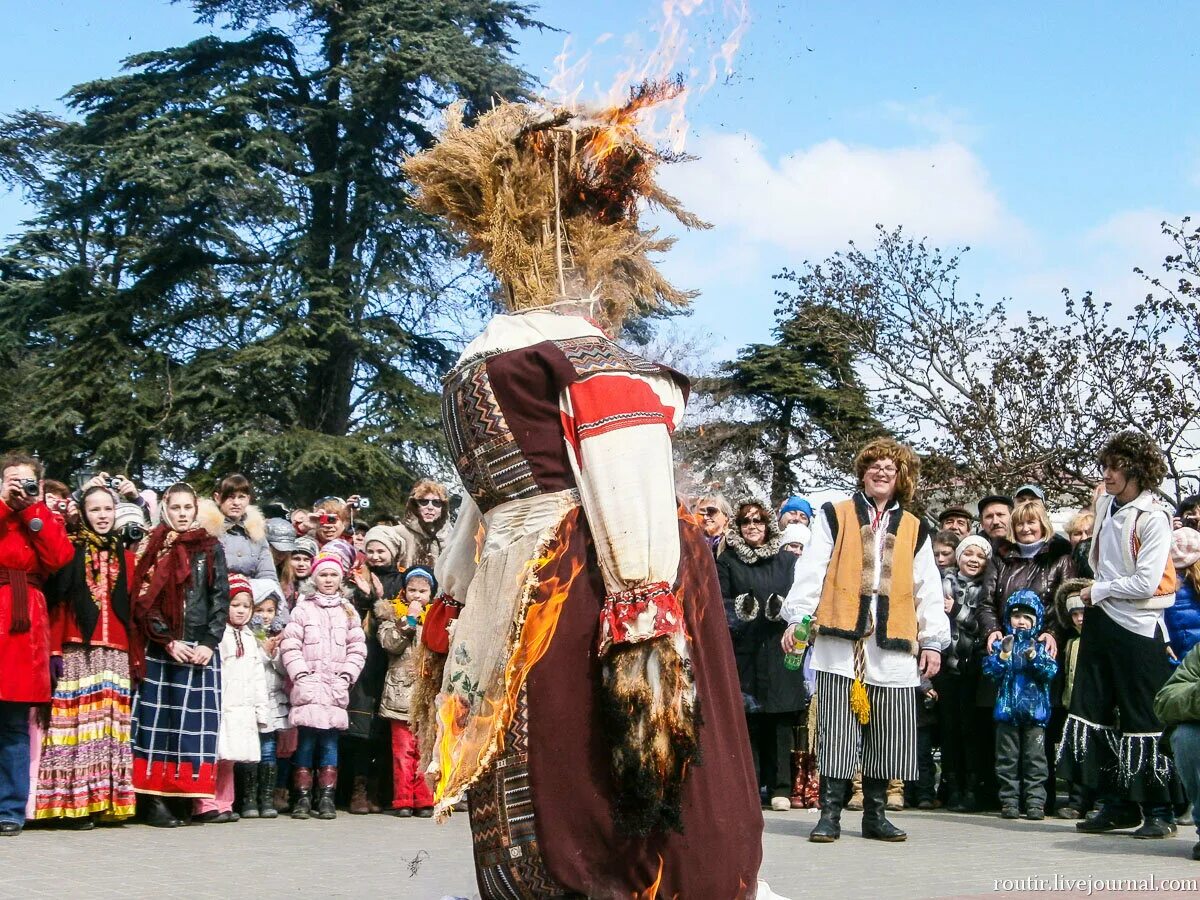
[
  {"x1": 955, "y1": 535, "x2": 993, "y2": 562},
  {"x1": 364, "y1": 525, "x2": 403, "y2": 562},
  {"x1": 780, "y1": 523, "x2": 811, "y2": 548},
  {"x1": 228, "y1": 573, "x2": 253, "y2": 599},
  {"x1": 265, "y1": 518, "x2": 298, "y2": 552},
  {"x1": 1172, "y1": 527, "x2": 1200, "y2": 570},
  {"x1": 114, "y1": 502, "x2": 147, "y2": 533},
  {"x1": 779, "y1": 496, "x2": 814, "y2": 518},
  {"x1": 293, "y1": 535, "x2": 319, "y2": 559},
  {"x1": 311, "y1": 552, "x2": 346, "y2": 577},
  {"x1": 403, "y1": 565, "x2": 438, "y2": 596},
  {"x1": 320, "y1": 538, "x2": 356, "y2": 571},
  {"x1": 1063, "y1": 594, "x2": 1086, "y2": 613}
]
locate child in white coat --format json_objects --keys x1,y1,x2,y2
[
  {"x1": 247, "y1": 581, "x2": 289, "y2": 819},
  {"x1": 193, "y1": 575, "x2": 269, "y2": 823}
]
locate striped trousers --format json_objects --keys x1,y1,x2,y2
[{"x1": 815, "y1": 671, "x2": 917, "y2": 780}]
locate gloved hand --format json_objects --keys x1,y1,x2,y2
[
  {"x1": 999, "y1": 634, "x2": 1015, "y2": 658},
  {"x1": 49, "y1": 656, "x2": 64, "y2": 690},
  {"x1": 1024, "y1": 644, "x2": 1038, "y2": 661}
]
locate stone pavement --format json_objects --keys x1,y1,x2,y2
[{"x1": 3, "y1": 807, "x2": 1199, "y2": 898}]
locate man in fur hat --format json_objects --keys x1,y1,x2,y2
[
  {"x1": 1059, "y1": 431, "x2": 1182, "y2": 838},
  {"x1": 782, "y1": 437, "x2": 950, "y2": 843}
]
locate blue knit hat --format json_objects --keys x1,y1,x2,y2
[
  {"x1": 403, "y1": 565, "x2": 438, "y2": 596},
  {"x1": 779, "y1": 496, "x2": 813, "y2": 518}
]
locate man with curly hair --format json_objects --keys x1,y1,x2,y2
[
  {"x1": 1059, "y1": 430, "x2": 1182, "y2": 838},
  {"x1": 781, "y1": 438, "x2": 950, "y2": 844}
]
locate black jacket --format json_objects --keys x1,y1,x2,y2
[
  {"x1": 716, "y1": 517, "x2": 807, "y2": 715},
  {"x1": 183, "y1": 545, "x2": 229, "y2": 650},
  {"x1": 978, "y1": 534, "x2": 1077, "y2": 645}
]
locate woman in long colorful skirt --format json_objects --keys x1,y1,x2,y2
[
  {"x1": 34, "y1": 486, "x2": 139, "y2": 827},
  {"x1": 129, "y1": 483, "x2": 230, "y2": 827}
]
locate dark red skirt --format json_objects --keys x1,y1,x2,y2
[{"x1": 468, "y1": 508, "x2": 762, "y2": 899}]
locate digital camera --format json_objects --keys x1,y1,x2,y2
[
  {"x1": 123, "y1": 523, "x2": 145, "y2": 544},
  {"x1": 107, "y1": 477, "x2": 123, "y2": 491},
  {"x1": 19, "y1": 479, "x2": 39, "y2": 497},
  {"x1": 350, "y1": 496, "x2": 371, "y2": 509},
  {"x1": 317, "y1": 512, "x2": 340, "y2": 526}
]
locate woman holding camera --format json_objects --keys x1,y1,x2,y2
[
  {"x1": 200, "y1": 474, "x2": 276, "y2": 581},
  {"x1": 33, "y1": 486, "x2": 138, "y2": 826}
]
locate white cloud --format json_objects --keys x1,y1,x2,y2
[{"x1": 659, "y1": 131, "x2": 1025, "y2": 258}]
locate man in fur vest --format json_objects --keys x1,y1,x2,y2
[
  {"x1": 781, "y1": 438, "x2": 950, "y2": 843},
  {"x1": 1059, "y1": 431, "x2": 1182, "y2": 838}
]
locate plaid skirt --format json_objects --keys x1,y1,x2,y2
[
  {"x1": 131, "y1": 647, "x2": 222, "y2": 798},
  {"x1": 33, "y1": 645, "x2": 135, "y2": 820}
]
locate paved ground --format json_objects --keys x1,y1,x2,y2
[{"x1": 3, "y1": 807, "x2": 1199, "y2": 898}]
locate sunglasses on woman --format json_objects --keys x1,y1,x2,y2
[
  {"x1": 697, "y1": 506, "x2": 721, "y2": 517},
  {"x1": 737, "y1": 516, "x2": 766, "y2": 526},
  {"x1": 416, "y1": 498, "x2": 445, "y2": 508}
]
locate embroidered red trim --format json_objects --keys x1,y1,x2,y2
[{"x1": 597, "y1": 581, "x2": 684, "y2": 656}]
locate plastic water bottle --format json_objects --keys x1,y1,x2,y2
[{"x1": 783, "y1": 615, "x2": 813, "y2": 671}]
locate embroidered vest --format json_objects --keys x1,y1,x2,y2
[{"x1": 815, "y1": 498, "x2": 922, "y2": 655}]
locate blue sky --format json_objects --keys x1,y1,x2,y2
[{"x1": 2, "y1": 1, "x2": 1196, "y2": 361}]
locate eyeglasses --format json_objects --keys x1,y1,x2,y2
[
  {"x1": 697, "y1": 506, "x2": 721, "y2": 517},
  {"x1": 416, "y1": 498, "x2": 445, "y2": 508},
  {"x1": 737, "y1": 517, "x2": 766, "y2": 526},
  {"x1": 865, "y1": 463, "x2": 898, "y2": 476}
]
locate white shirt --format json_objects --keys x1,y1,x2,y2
[
  {"x1": 781, "y1": 494, "x2": 950, "y2": 688},
  {"x1": 1092, "y1": 491, "x2": 1171, "y2": 639}
]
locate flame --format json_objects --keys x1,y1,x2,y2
[
  {"x1": 473, "y1": 521, "x2": 486, "y2": 565},
  {"x1": 633, "y1": 856, "x2": 666, "y2": 900},
  {"x1": 498, "y1": 525, "x2": 585, "y2": 747},
  {"x1": 546, "y1": 0, "x2": 750, "y2": 153},
  {"x1": 581, "y1": 78, "x2": 686, "y2": 173},
  {"x1": 432, "y1": 514, "x2": 584, "y2": 803}
]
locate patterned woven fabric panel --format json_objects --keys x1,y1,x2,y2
[{"x1": 442, "y1": 358, "x2": 540, "y2": 512}]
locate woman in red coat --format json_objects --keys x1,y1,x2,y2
[{"x1": 0, "y1": 453, "x2": 74, "y2": 836}]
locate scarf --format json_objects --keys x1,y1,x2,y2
[
  {"x1": 60, "y1": 525, "x2": 130, "y2": 646},
  {"x1": 130, "y1": 523, "x2": 219, "y2": 679},
  {"x1": 1017, "y1": 539, "x2": 1046, "y2": 559}
]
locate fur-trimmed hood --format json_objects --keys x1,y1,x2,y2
[
  {"x1": 374, "y1": 597, "x2": 398, "y2": 623},
  {"x1": 724, "y1": 497, "x2": 782, "y2": 564},
  {"x1": 1054, "y1": 576, "x2": 1093, "y2": 629},
  {"x1": 197, "y1": 498, "x2": 267, "y2": 542}
]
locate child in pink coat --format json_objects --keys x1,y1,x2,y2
[{"x1": 279, "y1": 551, "x2": 366, "y2": 821}]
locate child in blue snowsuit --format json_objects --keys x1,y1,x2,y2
[{"x1": 983, "y1": 590, "x2": 1059, "y2": 820}]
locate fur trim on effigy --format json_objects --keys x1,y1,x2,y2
[
  {"x1": 599, "y1": 634, "x2": 701, "y2": 836},
  {"x1": 196, "y1": 498, "x2": 266, "y2": 542},
  {"x1": 410, "y1": 640, "x2": 446, "y2": 778}
]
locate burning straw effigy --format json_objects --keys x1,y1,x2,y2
[{"x1": 403, "y1": 78, "x2": 709, "y2": 332}]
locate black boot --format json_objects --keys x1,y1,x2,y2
[
  {"x1": 237, "y1": 764, "x2": 260, "y2": 820},
  {"x1": 1076, "y1": 800, "x2": 1141, "y2": 833},
  {"x1": 291, "y1": 767, "x2": 313, "y2": 820},
  {"x1": 316, "y1": 765, "x2": 338, "y2": 820},
  {"x1": 809, "y1": 776, "x2": 847, "y2": 843},
  {"x1": 142, "y1": 795, "x2": 181, "y2": 829},
  {"x1": 862, "y1": 777, "x2": 907, "y2": 841},
  {"x1": 258, "y1": 763, "x2": 279, "y2": 819},
  {"x1": 1132, "y1": 802, "x2": 1177, "y2": 839}
]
